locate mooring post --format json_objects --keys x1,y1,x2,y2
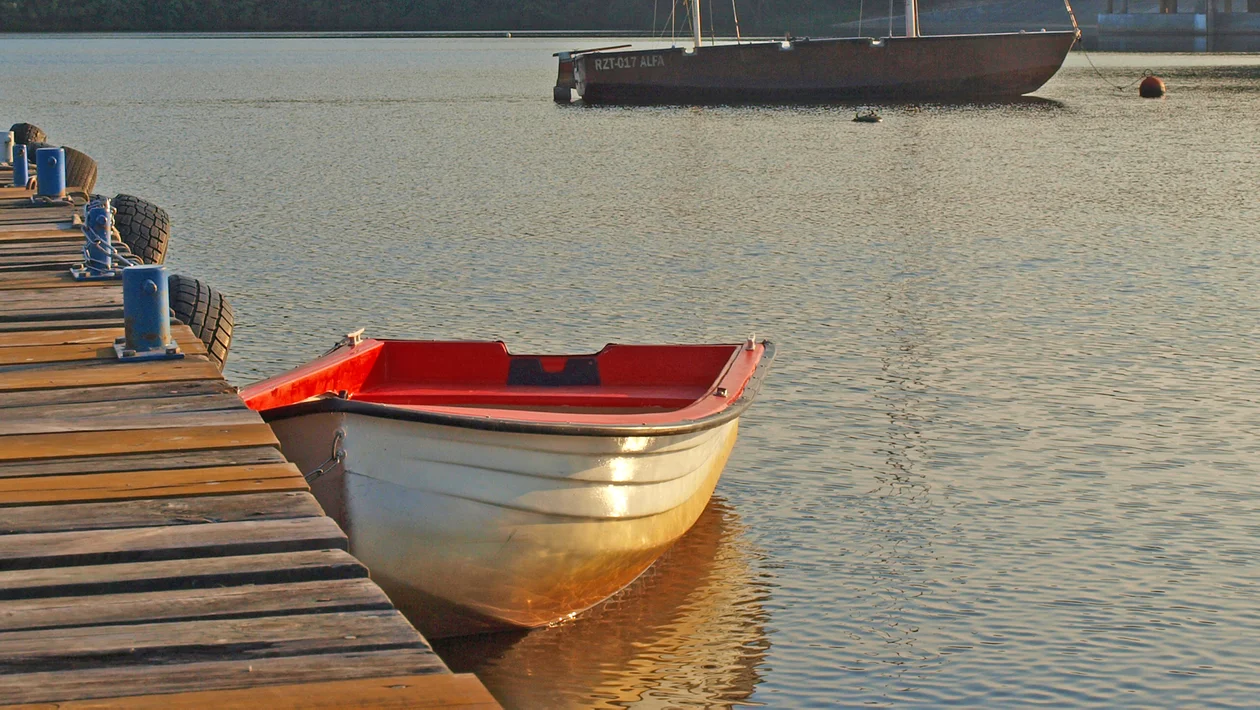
[
  {"x1": 2, "y1": 131, "x2": 13, "y2": 165},
  {"x1": 35, "y1": 146, "x2": 66, "y2": 198},
  {"x1": 114, "y1": 264, "x2": 183, "y2": 361},
  {"x1": 10, "y1": 146, "x2": 28, "y2": 187},
  {"x1": 72, "y1": 198, "x2": 121, "y2": 280}
]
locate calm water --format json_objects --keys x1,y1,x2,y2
[{"x1": 4, "y1": 36, "x2": 1260, "y2": 708}]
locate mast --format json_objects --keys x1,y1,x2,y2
[
  {"x1": 691, "y1": 0, "x2": 702, "y2": 49},
  {"x1": 905, "y1": 0, "x2": 919, "y2": 37}
]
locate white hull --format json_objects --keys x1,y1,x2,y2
[{"x1": 272, "y1": 412, "x2": 739, "y2": 637}]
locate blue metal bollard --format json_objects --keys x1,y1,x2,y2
[
  {"x1": 35, "y1": 147, "x2": 66, "y2": 198},
  {"x1": 10, "y1": 146, "x2": 27, "y2": 186},
  {"x1": 72, "y1": 198, "x2": 124, "y2": 281},
  {"x1": 114, "y1": 265, "x2": 183, "y2": 361}
]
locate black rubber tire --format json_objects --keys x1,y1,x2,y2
[
  {"x1": 9, "y1": 123, "x2": 46, "y2": 146},
  {"x1": 23, "y1": 141, "x2": 52, "y2": 163},
  {"x1": 62, "y1": 146, "x2": 98, "y2": 194},
  {"x1": 112, "y1": 194, "x2": 170, "y2": 265},
  {"x1": 168, "y1": 274, "x2": 234, "y2": 371}
]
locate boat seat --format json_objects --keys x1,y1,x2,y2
[{"x1": 353, "y1": 384, "x2": 705, "y2": 410}]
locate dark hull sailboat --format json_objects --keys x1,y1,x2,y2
[
  {"x1": 553, "y1": 0, "x2": 1078, "y2": 104},
  {"x1": 560, "y1": 31, "x2": 1076, "y2": 104}
]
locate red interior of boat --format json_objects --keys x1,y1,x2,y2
[{"x1": 241, "y1": 340, "x2": 758, "y2": 421}]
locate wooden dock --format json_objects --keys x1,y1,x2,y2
[{"x1": 0, "y1": 180, "x2": 499, "y2": 707}]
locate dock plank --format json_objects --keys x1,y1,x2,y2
[
  {"x1": 0, "y1": 609, "x2": 423, "y2": 673},
  {"x1": 0, "y1": 515, "x2": 341, "y2": 570},
  {"x1": 0, "y1": 548, "x2": 368, "y2": 600},
  {"x1": 0, "y1": 326, "x2": 122, "y2": 348},
  {"x1": 0, "y1": 272, "x2": 114, "y2": 290},
  {"x1": 0, "y1": 578, "x2": 391, "y2": 633},
  {"x1": 0, "y1": 673, "x2": 499, "y2": 709},
  {"x1": 0, "y1": 317, "x2": 121, "y2": 333},
  {"x1": 0, "y1": 424, "x2": 279, "y2": 462},
  {"x1": 0, "y1": 327, "x2": 208, "y2": 366},
  {"x1": 0, "y1": 403, "x2": 260, "y2": 436},
  {"x1": 0, "y1": 445, "x2": 287, "y2": 479},
  {"x1": 0, "y1": 648, "x2": 448, "y2": 705},
  {"x1": 0, "y1": 462, "x2": 307, "y2": 506},
  {"x1": 0, "y1": 357, "x2": 225, "y2": 392},
  {"x1": 0, "y1": 491, "x2": 323, "y2": 534},
  {"x1": 0, "y1": 379, "x2": 235, "y2": 409}
]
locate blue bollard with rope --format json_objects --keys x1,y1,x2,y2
[
  {"x1": 114, "y1": 264, "x2": 184, "y2": 362},
  {"x1": 71, "y1": 197, "x2": 138, "y2": 281}
]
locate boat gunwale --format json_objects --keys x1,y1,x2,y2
[{"x1": 256, "y1": 340, "x2": 776, "y2": 437}]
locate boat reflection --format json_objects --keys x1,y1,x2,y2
[{"x1": 431, "y1": 496, "x2": 772, "y2": 709}]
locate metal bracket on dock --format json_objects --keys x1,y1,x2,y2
[
  {"x1": 113, "y1": 264, "x2": 184, "y2": 362},
  {"x1": 71, "y1": 198, "x2": 136, "y2": 281}
]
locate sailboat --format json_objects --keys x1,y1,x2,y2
[{"x1": 554, "y1": 0, "x2": 1078, "y2": 103}]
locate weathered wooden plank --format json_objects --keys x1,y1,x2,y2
[
  {"x1": 0, "y1": 392, "x2": 248, "y2": 434},
  {"x1": 0, "y1": 548, "x2": 367, "y2": 600},
  {"x1": 0, "y1": 325, "x2": 207, "y2": 366},
  {"x1": 0, "y1": 209, "x2": 75, "y2": 223},
  {"x1": 0, "y1": 462, "x2": 306, "y2": 506},
  {"x1": 0, "y1": 306, "x2": 122, "y2": 323},
  {"x1": 0, "y1": 272, "x2": 114, "y2": 290},
  {"x1": 0, "y1": 243, "x2": 83, "y2": 257},
  {"x1": 0, "y1": 402, "x2": 258, "y2": 436},
  {"x1": 0, "y1": 287, "x2": 122, "y2": 309},
  {"x1": 0, "y1": 578, "x2": 392, "y2": 633},
  {"x1": 0, "y1": 378, "x2": 234, "y2": 409},
  {"x1": 0, "y1": 445, "x2": 284, "y2": 479},
  {"x1": 0, "y1": 491, "x2": 323, "y2": 534},
  {"x1": 0, "y1": 424, "x2": 278, "y2": 462},
  {"x1": 0, "y1": 356, "x2": 222, "y2": 392},
  {"x1": 0, "y1": 515, "x2": 340, "y2": 570},
  {"x1": 0, "y1": 673, "x2": 499, "y2": 709},
  {"x1": 0, "y1": 234, "x2": 78, "y2": 245},
  {"x1": 0, "y1": 648, "x2": 447, "y2": 705},
  {"x1": 0, "y1": 317, "x2": 121, "y2": 332},
  {"x1": 0, "y1": 326, "x2": 122, "y2": 348},
  {"x1": 0, "y1": 343, "x2": 116, "y2": 366},
  {"x1": 0, "y1": 609, "x2": 424, "y2": 673},
  {"x1": 0, "y1": 222, "x2": 76, "y2": 234}
]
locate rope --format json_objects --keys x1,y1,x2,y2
[
  {"x1": 731, "y1": 0, "x2": 742, "y2": 42},
  {"x1": 303, "y1": 431, "x2": 346, "y2": 483},
  {"x1": 858, "y1": 0, "x2": 864, "y2": 38},
  {"x1": 1061, "y1": 0, "x2": 1148, "y2": 93},
  {"x1": 888, "y1": 0, "x2": 893, "y2": 38}
]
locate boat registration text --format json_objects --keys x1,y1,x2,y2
[{"x1": 592, "y1": 54, "x2": 667, "y2": 71}]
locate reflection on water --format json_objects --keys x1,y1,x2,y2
[{"x1": 434, "y1": 498, "x2": 772, "y2": 709}]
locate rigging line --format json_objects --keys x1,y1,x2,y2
[
  {"x1": 888, "y1": 0, "x2": 893, "y2": 38},
  {"x1": 858, "y1": 0, "x2": 864, "y2": 38},
  {"x1": 731, "y1": 0, "x2": 742, "y2": 43},
  {"x1": 709, "y1": 0, "x2": 716, "y2": 44},
  {"x1": 653, "y1": 0, "x2": 659, "y2": 36}
]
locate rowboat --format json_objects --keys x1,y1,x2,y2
[{"x1": 240, "y1": 333, "x2": 774, "y2": 638}]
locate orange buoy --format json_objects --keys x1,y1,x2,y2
[{"x1": 1139, "y1": 75, "x2": 1166, "y2": 98}]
